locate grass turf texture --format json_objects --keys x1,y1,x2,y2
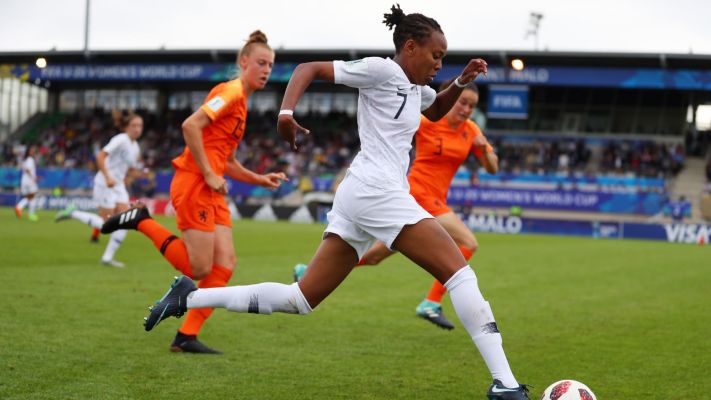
[{"x1": 1, "y1": 209, "x2": 709, "y2": 399}]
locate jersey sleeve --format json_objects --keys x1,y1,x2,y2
[
  {"x1": 200, "y1": 83, "x2": 243, "y2": 122},
  {"x1": 333, "y1": 57, "x2": 396, "y2": 89},
  {"x1": 420, "y1": 85, "x2": 437, "y2": 111},
  {"x1": 102, "y1": 134, "x2": 127, "y2": 154}
]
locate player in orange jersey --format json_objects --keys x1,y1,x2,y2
[
  {"x1": 294, "y1": 79, "x2": 497, "y2": 330},
  {"x1": 101, "y1": 30, "x2": 287, "y2": 354}
]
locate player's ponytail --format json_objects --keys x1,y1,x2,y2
[
  {"x1": 382, "y1": 4, "x2": 406, "y2": 30},
  {"x1": 239, "y1": 30, "x2": 272, "y2": 60},
  {"x1": 383, "y1": 4, "x2": 443, "y2": 54}
]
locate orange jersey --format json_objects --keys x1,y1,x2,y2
[
  {"x1": 172, "y1": 79, "x2": 248, "y2": 176},
  {"x1": 408, "y1": 116, "x2": 492, "y2": 201}
]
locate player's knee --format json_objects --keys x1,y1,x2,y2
[
  {"x1": 224, "y1": 253, "x2": 237, "y2": 270},
  {"x1": 189, "y1": 258, "x2": 212, "y2": 280},
  {"x1": 362, "y1": 255, "x2": 381, "y2": 265},
  {"x1": 459, "y1": 236, "x2": 478, "y2": 254}
]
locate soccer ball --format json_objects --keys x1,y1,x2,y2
[{"x1": 540, "y1": 380, "x2": 596, "y2": 400}]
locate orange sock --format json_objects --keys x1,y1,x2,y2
[
  {"x1": 459, "y1": 245, "x2": 474, "y2": 261},
  {"x1": 425, "y1": 246, "x2": 474, "y2": 303},
  {"x1": 178, "y1": 265, "x2": 233, "y2": 336},
  {"x1": 425, "y1": 280, "x2": 447, "y2": 303},
  {"x1": 91, "y1": 228, "x2": 100, "y2": 240},
  {"x1": 137, "y1": 219, "x2": 194, "y2": 279}
]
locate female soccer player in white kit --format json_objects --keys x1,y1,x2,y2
[
  {"x1": 137, "y1": 5, "x2": 528, "y2": 399},
  {"x1": 15, "y1": 145, "x2": 39, "y2": 221},
  {"x1": 55, "y1": 113, "x2": 143, "y2": 267}
]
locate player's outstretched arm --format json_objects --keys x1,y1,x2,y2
[
  {"x1": 225, "y1": 157, "x2": 288, "y2": 189},
  {"x1": 473, "y1": 135, "x2": 499, "y2": 174},
  {"x1": 423, "y1": 59, "x2": 487, "y2": 121},
  {"x1": 277, "y1": 62, "x2": 334, "y2": 150}
]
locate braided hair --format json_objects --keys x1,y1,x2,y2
[{"x1": 382, "y1": 4, "x2": 443, "y2": 54}]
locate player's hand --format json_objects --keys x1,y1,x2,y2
[
  {"x1": 205, "y1": 171, "x2": 228, "y2": 194},
  {"x1": 260, "y1": 172, "x2": 289, "y2": 190},
  {"x1": 277, "y1": 114, "x2": 310, "y2": 151},
  {"x1": 458, "y1": 59, "x2": 488, "y2": 85},
  {"x1": 473, "y1": 134, "x2": 489, "y2": 150},
  {"x1": 106, "y1": 176, "x2": 117, "y2": 188}
]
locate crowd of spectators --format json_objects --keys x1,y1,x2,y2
[
  {"x1": 600, "y1": 140, "x2": 685, "y2": 178},
  {"x1": 1, "y1": 110, "x2": 688, "y2": 180},
  {"x1": 493, "y1": 138, "x2": 592, "y2": 175}
]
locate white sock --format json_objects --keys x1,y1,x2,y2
[
  {"x1": 101, "y1": 230, "x2": 127, "y2": 262},
  {"x1": 28, "y1": 198, "x2": 37, "y2": 214},
  {"x1": 16, "y1": 198, "x2": 28, "y2": 210},
  {"x1": 444, "y1": 266, "x2": 519, "y2": 389},
  {"x1": 187, "y1": 282, "x2": 313, "y2": 315},
  {"x1": 70, "y1": 210, "x2": 104, "y2": 229}
]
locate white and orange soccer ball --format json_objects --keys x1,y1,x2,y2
[{"x1": 540, "y1": 380, "x2": 596, "y2": 400}]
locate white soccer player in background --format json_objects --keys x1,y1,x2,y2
[
  {"x1": 15, "y1": 144, "x2": 40, "y2": 222},
  {"x1": 55, "y1": 113, "x2": 144, "y2": 267}
]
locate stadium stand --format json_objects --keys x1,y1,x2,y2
[{"x1": 1, "y1": 49, "x2": 710, "y2": 223}]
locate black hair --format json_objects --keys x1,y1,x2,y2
[
  {"x1": 438, "y1": 77, "x2": 478, "y2": 93},
  {"x1": 24, "y1": 144, "x2": 36, "y2": 159},
  {"x1": 382, "y1": 4, "x2": 443, "y2": 54}
]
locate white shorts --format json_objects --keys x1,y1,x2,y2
[
  {"x1": 324, "y1": 172, "x2": 433, "y2": 259},
  {"x1": 93, "y1": 179, "x2": 129, "y2": 209},
  {"x1": 20, "y1": 179, "x2": 38, "y2": 196}
]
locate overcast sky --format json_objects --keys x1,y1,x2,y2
[{"x1": 1, "y1": 0, "x2": 710, "y2": 55}]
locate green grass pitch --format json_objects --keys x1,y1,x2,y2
[{"x1": 1, "y1": 209, "x2": 709, "y2": 399}]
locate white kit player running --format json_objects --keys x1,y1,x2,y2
[
  {"x1": 15, "y1": 144, "x2": 40, "y2": 222},
  {"x1": 136, "y1": 6, "x2": 528, "y2": 399},
  {"x1": 55, "y1": 113, "x2": 144, "y2": 268}
]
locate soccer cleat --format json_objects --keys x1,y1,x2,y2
[
  {"x1": 54, "y1": 204, "x2": 76, "y2": 222},
  {"x1": 415, "y1": 300, "x2": 455, "y2": 330},
  {"x1": 170, "y1": 332, "x2": 222, "y2": 355},
  {"x1": 28, "y1": 213, "x2": 39, "y2": 222},
  {"x1": 144, "y1": 276, "x2": 197, "y2": 332},
  {"x1": 101, "y1": 203, "x2": 150, "y2": 234},
  {"x1": 101, "y1": 259, "x2": 125, "y2": 268},
  {"x1": 486, "y1": 380, "x2": 530, "y2": 400},
  {"x1": 14, "y1": 206, "x2": 22, "y2": 219},
  {"x1": 293, "y1": 263, "x2": 308, "y2": 282}
]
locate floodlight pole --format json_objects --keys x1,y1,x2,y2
[
  {"x1": 84, "y1": 0, "x2": 91, "y2": 59},
  {"x1": 525, "y1": 12, "x2": 543, "y2": 51}
]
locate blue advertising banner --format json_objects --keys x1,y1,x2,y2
[
  {"x1": 487, "y1": 85, "x2": 529, "y2": 119},
  {"x1": 447, "y1": 186, "x2": 665, "y2": 215},
  {"x1": 459, "y1": 213, "x2": 708, "y2": 245},
  {"x1": 435, "y1": 66, "x2": 711, "y2": 90},
  {"x1": 475, "y1": 173, "x2": 665, "y2": 191},
  {"x1": 4, "y1": 62, "x2": 711, "y2": 90},
  {"x1": 0, "y1": 167, "x2": 94, "y2": 190},
  {"x1": 6, "y1": 63, "x2": 296, "y2": 83}
]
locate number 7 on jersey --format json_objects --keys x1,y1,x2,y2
[{"x1": 394, "y1": 93, "x2": 407, "y2": 119}]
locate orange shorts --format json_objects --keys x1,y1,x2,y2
[
  {"x1": 170, "y1": 170, "x2": 231, "y2": 232},
  {"x1": 412, "y1": 192, "x2": 452, "y2": 217}
]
